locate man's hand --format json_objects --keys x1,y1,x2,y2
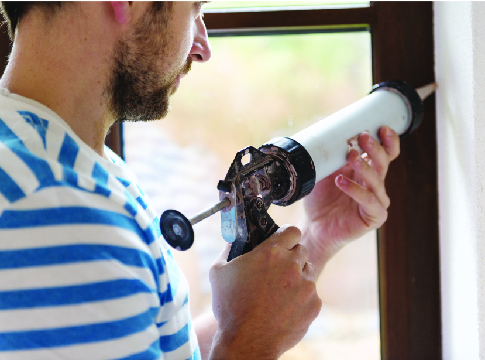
[
  {"x1": 300, "y1": 126, "x2": 401, "y2": 273},
  {"x1": 208, "y1": 226, "x2": 322, "y2": 360}
]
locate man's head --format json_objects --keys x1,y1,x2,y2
[
  {"x1": 110, "y1": 2, "x2": 211, "y2": 122},
  {"x1": 106, "y1": 2, "x2": 212, "y2": 123}
]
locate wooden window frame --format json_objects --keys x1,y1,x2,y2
[{"x1": 0, "y1": 2, "x2": 439, "y2": 359}]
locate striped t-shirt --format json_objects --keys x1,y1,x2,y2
[{"x1": 0, "y1": 89, "x2": 200, "y2": 360}]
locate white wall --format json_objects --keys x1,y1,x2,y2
[{"x1": 434, "y1": 2, "x2": 485, "y2": 359}]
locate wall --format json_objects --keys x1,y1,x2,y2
[{"x1": 434, "y1": 2, "x2": 485, "y2": 359}]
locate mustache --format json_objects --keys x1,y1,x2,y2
[{"x1": 181, "y1": 57, "x2": 193, "y2": 76}]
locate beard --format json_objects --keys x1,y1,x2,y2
[{"x1": 106, "y1": 2, "x2": 191, "y2": 123}]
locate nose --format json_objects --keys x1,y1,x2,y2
[{"x1": 190, "y1": 15, "x2": 212, "y2": 63}]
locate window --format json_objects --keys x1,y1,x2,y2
[
  {"x1": 124, "y1": 30, "x2": 378, "y2": 359},
  {"x1": 115, "y1": 2, "x2": 440, "y2": 359}
]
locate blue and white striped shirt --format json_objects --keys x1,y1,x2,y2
[{"x1": 0, "y1": 90, "x2": 200, "y2": 359}]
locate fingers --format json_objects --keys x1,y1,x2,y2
[
  {"x1": 347, "y1": 127, "x2": 400, "y2": 206},
  {"x1": 335, "y1": 127, "x2": 400, "y2": 227},
  {"x1": 347, "y1": 149, "x2": 390, "y2": 209},
  {"x1": 335, "y1": 174, "x2": 388, "y2": 226}
]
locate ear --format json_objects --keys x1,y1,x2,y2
[{"x1": 110, "y1": 1, "x2": 133, "y2": 24}]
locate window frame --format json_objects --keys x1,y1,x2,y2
[{"x1": 81, "y1": 2, "x2": 441, "y2": 358}]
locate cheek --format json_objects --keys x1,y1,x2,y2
[
  {"x1": 173, "y1": 15, "x2": 196, "y2": 60},
  {"x1": 178, "y1": 25, "x2": 195, "y2": 61},
  {"x1": 157, "y1": 11, "x2": 196, "y2": 73},
  {"x1": 163, "y1": 29, "x2": 193, "y2": 72}
]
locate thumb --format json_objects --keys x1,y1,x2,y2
[{"x1": 214, "y1": 243, "x2": 232, "y2": 266}]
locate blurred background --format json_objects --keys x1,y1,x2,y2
[{"x1": 124, "y1": 4, "x2": 379, "y2": 358}]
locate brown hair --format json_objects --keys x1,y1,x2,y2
[
  {"x1": 0, "y1": 2, "x2": 63, "y2": 40},
  {"x1": 0, "y1": 2, "x2": 167, "y2": 42}
]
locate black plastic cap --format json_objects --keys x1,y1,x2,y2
[
  {"x1": 160, "y1": 210, "x2": 194, "y2": 251},
  {"x1": 261, "y1": 137, "x2": 316, "y2": 206},
  {"x1": 370, "y1": 80, "x2": 424, "y2": 138}
]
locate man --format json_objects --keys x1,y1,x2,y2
[{"x1": 0, "y1": 2, "x2": 400, "y2": 359}]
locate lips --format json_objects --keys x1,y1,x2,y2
[
  {"x1": 171, "y1": 60, "x2": 191, "y2": 93},
  {"x1": 176, "y1": 74, "x2": 182, "y2": 86},
  {"x1": 170, "y1": 74, "x2": 183, "y2": 95}
]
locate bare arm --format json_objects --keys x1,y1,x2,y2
[{"x1": 194, "y1": 311, "x2": 218, "y2": 360}]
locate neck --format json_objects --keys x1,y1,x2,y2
[{"x1": 0, "y1": 5, "x2": 116, "y2": 158}]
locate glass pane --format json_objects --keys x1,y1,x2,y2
[{"x1": 124, "y1": 31, "x2": 378, "y2": 360}]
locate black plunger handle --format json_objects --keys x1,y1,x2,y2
[{"x1": 160, "y1": 210, "x2": 194, "y2": 251}]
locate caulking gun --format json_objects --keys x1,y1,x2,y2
[{"x1": 160, "y1": 80, "x2": 436, "y2": 261}]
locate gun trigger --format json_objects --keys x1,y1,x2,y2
[{"x1": 248, "y1": 197, "x2": 279, "y2": 249}]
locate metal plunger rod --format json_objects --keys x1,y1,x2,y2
[{"x1": 189, "y1": 198, "x2": 231, "y2": 226}]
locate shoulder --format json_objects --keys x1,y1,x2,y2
[
  {"x1": 0, "y1": 101, "x2": 169, "y2": 281},
  {"x1": 0, "y1": 103, "x2": 164, "y2": 258}
]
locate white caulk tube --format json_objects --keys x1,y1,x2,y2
[
  {"x1": 259, "y1": 80, "x2": 428, "y2": 207},
  {"x1": 160, "y1": 80, "x2": 434, "y2": 251}
]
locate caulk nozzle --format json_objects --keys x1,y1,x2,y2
[{"x1": 416, "y1": 83, "x2": 437, "y2": 101}]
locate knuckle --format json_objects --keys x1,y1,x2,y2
[
  {"x1": 283, "y1": 225, "x2": 302, "y2": 239},
  {"x1": 208, "y1": 265, "x2": 219, "y2": 283},
  {"x1": 300, "y1": 269, "x2": 317, "y2": 289},
  {"x1": 294, "y1": 243, "x2": 309, "y2": 261},
  {"x1": 268, "y1": 244, "x2": 285, "y2": 264},
  {"x1": 371, "y1": 208, "x2": 388, "y2": 228},
  {"x1": 383, "y1": 195, "x2": 391, "y2": 209},
  {"x1": 209, "y1": 262, "x2": 222, "y2": 273},
  {"x1": 268, "y1": 225, "x2": 302, "y2": 247},
  {"x1": 302, "y1": 283, "x2": 321, "y2": 316},
  {"x1": 312, "y1": 297, "x2": 323, "y2": 317},
  {"x1": 306, "y1": 262, "x2": 317, "y2": 280},
  {"x1": 363, "y1": 206, "x2": 389, "y2": 229},
  {"x1": 380, "y1": 208, "x2": 389, "y2": 224}
]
